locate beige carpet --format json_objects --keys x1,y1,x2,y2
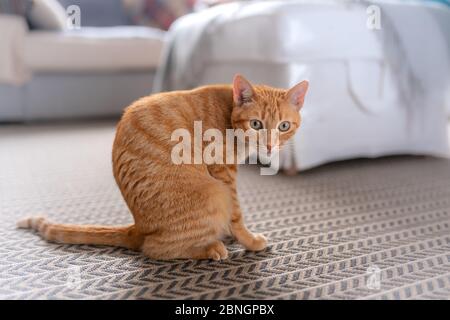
[{"x1": 0, "y1": 121, "x2": 449, "y2": 299}]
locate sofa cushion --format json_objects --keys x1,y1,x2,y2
[
  {"x1": 123, "y1": 0, "x2": 195, "y2": 30},
  {"x1": 23, "y1": 26, "x2": 165, "y2": 72},
  {"x1": 27, "y1": 0, "x2": 66, "y2": 30},
  {"x1": 0, "y1": 0, "x2": 66, "y2": 31},
  {"x1": 0, "y1": 14, "x2": 31, "y2": 85}
]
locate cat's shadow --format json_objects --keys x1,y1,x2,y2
[{"x1": 30, "y1": 231, "x2": 272, "y2": 267}]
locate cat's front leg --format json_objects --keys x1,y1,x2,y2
[
  {"x1": 226, "y1": 167, "x2": 267, "y2": 251},
  {"x1": 230, "y1": 199, "x2": 268, "y2": 251},
  {"x1": 208, "y1": 164, "x2": 267, "y2": 251}
]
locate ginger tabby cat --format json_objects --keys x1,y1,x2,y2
[{"x1": 17, "y1": 75, "x2": 309, "y2": 260}]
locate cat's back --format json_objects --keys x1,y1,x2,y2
[
  {"x1": 113, "y1": 85, "x2": 232, "y2": 158},
  {"x1": 128, "y1": 84, "x2": 232, "y2": 117},
  {"x1": 117, "y1": 85, "x2": 232, "y2": 138}
]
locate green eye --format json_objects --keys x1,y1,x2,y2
[
  {"x1": 250, "y1": 119, "x2": 263, "y2": 130},
  {"x1": 278, "y1": 121, "x2": 291, "y2": 132}
]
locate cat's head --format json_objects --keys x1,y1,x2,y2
[{"x1": 231, "y1": 74, "x2": 309, "y2": 156}]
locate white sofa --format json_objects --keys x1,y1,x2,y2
[{"x1": 0, "y1": 13, "x2": 165, "y2": 121}]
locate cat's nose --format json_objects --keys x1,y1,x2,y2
[{"x1": 267, "y1": 145, "x2": 272, "y2": 153}]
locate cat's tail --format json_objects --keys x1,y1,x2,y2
[{"x1": 17, "y1": 216, "x2": 144, "y2": 250}]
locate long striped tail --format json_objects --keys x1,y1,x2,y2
[{"x1": 17, "y1": 216, "x2": 144, "y2": 250}]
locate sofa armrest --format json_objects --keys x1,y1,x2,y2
[{"x1": 0, "y1": 14, "x2": 30, "y2": 85}]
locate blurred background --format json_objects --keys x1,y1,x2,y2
[{"x1": 0, "y1": 0, "x2": 449, "y2": 170}]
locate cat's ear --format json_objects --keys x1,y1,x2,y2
[
  {"x1": 233, "y1": 74, "x2": 254, "y2": 106},
  {"x1": 286, "y1": 80, "x2": 309, "y2": 111}
]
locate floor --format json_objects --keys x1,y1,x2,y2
[{"x1": 0, "y1": 121, "x2": 449, "y2": 299}]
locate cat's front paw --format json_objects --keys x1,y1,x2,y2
[
  {"x1": 248, "y1": 233, "x2": 267, "y2": 251},
  {"x1": 207, "y1": 241, "x2": 229, "y2": 261}
]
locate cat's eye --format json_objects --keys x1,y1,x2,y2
[
  {"x1": 278, "y1": 121, "x2": 291, "y2": 132},
  {"x1": 250, "y1": 119, "x2": 263, "y2": 130}
]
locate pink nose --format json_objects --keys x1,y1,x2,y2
[{"x1": 267, "y1": 145, "x2": 272, "y2": 153}]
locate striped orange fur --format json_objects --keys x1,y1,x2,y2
[{"x1": 17, "y1": 75, "x2": 309, "y2": 260}]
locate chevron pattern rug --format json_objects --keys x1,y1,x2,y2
[{"x1": 0, "y1": 121, "x2": 449, "y2": 300}]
